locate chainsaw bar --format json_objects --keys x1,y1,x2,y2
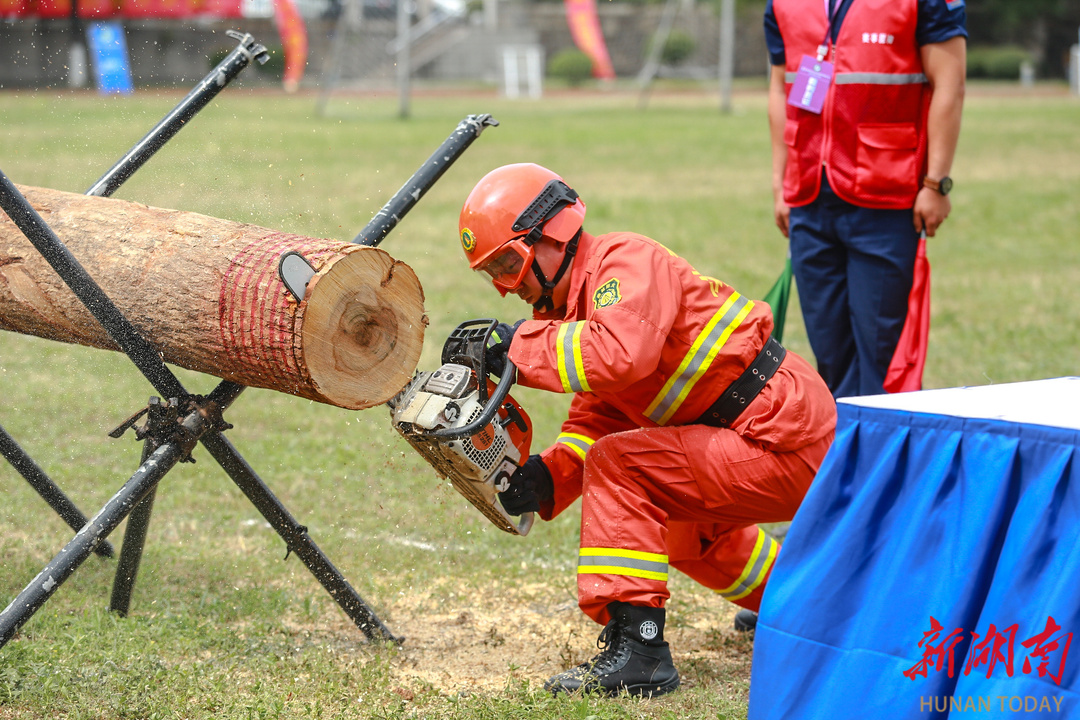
[{"x1": 390, "y1": 367, "x2": 534, "y2": 536}]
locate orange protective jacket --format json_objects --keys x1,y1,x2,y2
[
  {"x1": 775, "y1": 0, "x2": 931, "y2": 209},
  {"x1": 507, "y1": 231, "x2": 836, "y2": 520}
]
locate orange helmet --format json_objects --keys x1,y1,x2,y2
[{"x1": 459, "y1": 163, "x2": 586, "y2": 298}]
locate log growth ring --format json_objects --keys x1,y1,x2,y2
[{"x1": 300, "y1": 246, "x2": 427, "y2": 410}]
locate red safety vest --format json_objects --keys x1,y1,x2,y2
[{"x1": 775, "y1": 0, "x2": 931, "y2": 209}]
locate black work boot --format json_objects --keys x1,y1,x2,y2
[
  {"x1": 545, "y1": 602, "x2": 680, "y2": 697},
  {"x1": 734, "y1": 609, "x2": 758, "y2": 633}
]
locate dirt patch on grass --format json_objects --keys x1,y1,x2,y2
[{"x1": 323, "y1": 578, "x2": 755, "y2": 698}]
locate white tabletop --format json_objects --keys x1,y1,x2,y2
[{"x1": 839, "y1": 377, "x2": 1080, "y2": 432}]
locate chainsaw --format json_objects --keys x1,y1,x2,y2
[{"x1": 388, "y1": 319, "x2": 535, "y2": 536}]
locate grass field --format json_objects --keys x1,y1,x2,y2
[{"x1": 1, "y1": 80, "x2": 1078, "y2": 719}]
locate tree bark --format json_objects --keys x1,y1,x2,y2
[{"x1": 0, "y1": 185, "x2": 428, "y2": 410}]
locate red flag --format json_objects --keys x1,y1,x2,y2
[
  {"x1": 273, "y1": 0, "x2": 308, "y2": 92},
  {"x1": 884, "y1": 234, "x2": 930, "y2": 393},
  {"x1": 564, "y1": 0, "x2": 615, "y2": 80}
]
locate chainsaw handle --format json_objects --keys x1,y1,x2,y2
[
  {"x1": 426, "y1": 361, "x2": 517, "y2": 440},
  {"x1": 514, "y1": 511, "x2": 535, "y2": 536}
]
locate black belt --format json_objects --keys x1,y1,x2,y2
[{"x1": 697, "y1": 336, "x2": 787, "y2": 429}]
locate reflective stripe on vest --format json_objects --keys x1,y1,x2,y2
[
  {"x1": 644, "y1": 292, "x2": 753, "y2": 426},
  {"x1": 785, "y1": 71, "x2": 927, "y2": 85},
  {"x1": 557, "y1": 432, "x2": 595, "y2": 460},
  {"x1": 714, "y1": 528, "x2": 778, "y2": 601},
  {"x1": 557, "y1": 321, "x2": 592, "y2": 393},
  {"x1": 578, "y1": 547, "x2": 669, "y2": 582}
]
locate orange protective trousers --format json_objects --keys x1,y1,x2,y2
[{"x1": 577, "y1": 424, "x2": 833, "y2": 625}]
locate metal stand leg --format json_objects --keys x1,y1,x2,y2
[
  {"x1": 0, "y1": 424, "x2": 115, "y2": 559},
  {"x1": 0, "y1": 175, "x2": 399, "y2": 649},
  {"x1": 109, "y1": 440, "x2": 158, "y2": 615},
  {"x1": 0, "y1": 424, "x2": 202, "y2": 647},
  {"x1": 199, "y1": 419, "x2": 400, "y2": 644},
  {"x1": 1, "y1": 76, "x2": 499, "y2": 651}
]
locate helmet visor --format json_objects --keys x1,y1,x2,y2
[{"x1": 477, "y1": 241, "x2": 534, "y2": 291}]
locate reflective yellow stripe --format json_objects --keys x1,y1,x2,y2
[
  {"x1": 580, "y1": 548, "x2": 667, "y2": 562},
  {"x1": 556, "y1": 323, "x2": 572, "y2": 392},
  {"x1": 557, "y1": 432, "x2": 595, "y2": 460},
  {"x1": 556, "y1": 321, "x2": 592, "y2": 393},
  {"x1": 644, "y1": 293, "x2": 753, "y2": 425},
  {"x1": 578, "y1": 547, "x2": 669, "y2": 582},
  {"x1": 715, "y1": 529, "x2": 778, "y2": 601},
  {"x1": 578, "y1": 566, "x2": 669, "y2": 581}
]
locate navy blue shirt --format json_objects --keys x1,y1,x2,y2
[{"x1": 764, "y1": 0, "x2": 967, "y2": 66}]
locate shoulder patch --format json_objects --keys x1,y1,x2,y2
[
  {"x1": 593, "y1": 278, "x2": 622, "y2": 309},
  {"x1": 460, "y1": 228, "x2": 477, "y2": 254}
]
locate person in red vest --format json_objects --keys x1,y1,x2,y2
[
  {"x1": 765, "y1": 0, "x2": 967, "y2": 398},
  {"x1": 458, "y1": 163, "x2": 836, "y2": 696}
]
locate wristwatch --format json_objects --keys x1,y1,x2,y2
[{"x1": 923, "y1": 176, "x2": 953, "y2": 196}]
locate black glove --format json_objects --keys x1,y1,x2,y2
[
  {"x1": 485, "y1": 319, "x2": 525, "y2": 378},
  {"x1": 499, "y1": 454, "x2": 553, "y2": 516}
]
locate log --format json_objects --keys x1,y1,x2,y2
[{"x1": 0, "y1": 185, "x2": 428, "y2": 410}]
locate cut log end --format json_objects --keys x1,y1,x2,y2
[
  {"x1": 302, "y1": 247, "x2": 427, "y2": 410},
  {"x1": 1, "y1": 185, "x2": 429, "y2": 410}
]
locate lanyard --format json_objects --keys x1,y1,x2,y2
[{"x1": 817, "y1": 0, "x2": 850, "y2": 61}]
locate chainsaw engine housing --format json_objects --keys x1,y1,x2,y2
[{"x1": 390, "y1": 363, "x2": 534, "y2": 535}]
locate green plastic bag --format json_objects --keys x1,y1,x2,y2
[{"x1": 762, "y1": 254, "x2": 793, "y2": 344}]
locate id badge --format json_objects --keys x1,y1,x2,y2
[{"x1": 787, "y1": 55, "x2": 834, "y2": 114}]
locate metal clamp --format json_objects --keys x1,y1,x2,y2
[{"x1": 110, "y1": 395, "x2": 234, "y2": 463}]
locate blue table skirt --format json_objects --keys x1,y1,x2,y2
[{"x1": 749, "y1": 404, "x2": 1080, "y2": 719}]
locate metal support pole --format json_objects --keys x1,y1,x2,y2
[
  {"x1": 396, "y1": 0, "x2": 411, "y2": 120},
  {"x1": 0, "y1": 33, "x2": 267, "y2": 557},
  {"x1": 187, "y1": 387, "x2": 397, "y2": 642},
  {"x1": 0, "y1": 427, "x2": 115, "y2": 559},
  {"x1": 316, "y1": 0, "x2": 362, "y2": 117},
  {"x1": 718, "y1": 0, "x2": 735, "y2": 114},
  {"x1": 108, "y1": 439, "x2": 158, "y2": 615},
  {"x1": 0, "y1": 175, "x2": 396, "y2": 643},
  {"x1": 637, "y1": 0, "x2": 680, "y2": 109},
  {"x1": 1, "y1": 34, "x2": 426, "y2": 642},
  {"x1": 86, "y1": 32, "x2": 269, "y2": 199},
  {"x1": 199, "y1": 430, "x2": 400, "y2": 643},
  {"x1": 0, "y1": 409, "x2": 210, "y2": 648},
  {"x1": 83, "y1": 37, "x2": 265, "y2": 616},
  {"x1": 353, "y1": 114, "x2": 499, "y2": 246}
]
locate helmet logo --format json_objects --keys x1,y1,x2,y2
[
  {"x1": 639, "y1": 620, "x2": 659, "y2": 640},
  {"x1": 461, "y1": 228, "x2": 477, "y2": 254},
  {"x1": 593, "y1": 278, "x2": 622, "y2": 309}
]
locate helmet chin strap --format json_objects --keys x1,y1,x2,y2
[{"x1": 530, "y1": 230, "x2": 581, "y2": 313}]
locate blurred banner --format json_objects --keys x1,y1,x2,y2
[
  {"x1": 564, "y1": 0, "x2": 615, "y2": 80},
  {"x1": 87, "y1": 20, "x2": 133, "y2": 93},
  {"x1": 121, "y1": 0, "x2": 200, "y2": 17},
  {"x1": 200, "y1": 0, "x2": 242, "y2": 16},
  {"x1": 7, "y1": 0, "x2": 245, "y2": 17},
  {"x1": 0, "y1": 0, "x2": 29, "y2": 16},
  {"x1": 272, "y1": 0, "x2": 307, "y2": 92}
]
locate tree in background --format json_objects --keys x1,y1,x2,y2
[{"x1": 960, "y1": 0, "x2": 1080, "y2": 78}]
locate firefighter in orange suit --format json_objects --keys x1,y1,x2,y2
[{"x1": 458, "y1": 163, "x2": 837, "y2": 697}]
